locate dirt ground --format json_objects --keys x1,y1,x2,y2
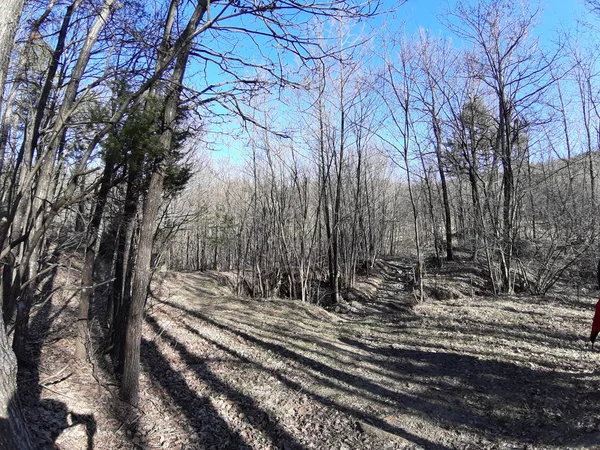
[{"x1": 17, "y1": 257, "x2": 600, "y2": 449}]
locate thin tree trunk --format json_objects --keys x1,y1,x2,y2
[
  {"x1": 76, "y1": 160, "x2": 113, "y2": 360},
  {"x1": 121, "y1": 169, "x2": 164, "y2": 405},
  {"x1": 120, "y1": 0, "x2": 207, "y2": 404},
  {"x1": 433, "y1": 121, "x2": 453, "y2": 262}
]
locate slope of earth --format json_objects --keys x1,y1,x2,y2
[{"x1": 18, "y1": 259, "x2": 600, "y2": 449}]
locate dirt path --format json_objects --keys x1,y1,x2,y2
[{"x1": 20, "y1": 261, "x2": 600, "y2": 449}]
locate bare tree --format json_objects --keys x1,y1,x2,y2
[
  {"x1": 116, "y1": 0, "x2": 381, "y2": 406},
  {"x1": 413, "y1": 30, "x2": 455, "y2": 262},
  {"x1": 445, "y1": 0, "x2": 554, "y2": 292},
  {"x1": 380, "y1": 37, "x2": 424, "y2": 300}
]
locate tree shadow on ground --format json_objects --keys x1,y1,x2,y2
[
  {"x1": 142, "y1": 315, "x2": 306, "y2": 450},
  {"x1": 159, "y1": 297, "x2": 597, "y2": 448},
  {"x1": 339, "y1": 337, "x2": 595, "y2": 444},
  {"x1": 140, "y1": 337, "x2": 250, "y2": 449},
  {"x1": 156, "y1": 299, "x2": 451, "y2": 450},
  {"x1": 177, "y1": 318, "x2": 451, "y2": 450}
]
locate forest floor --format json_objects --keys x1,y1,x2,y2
[{"x1": 17, "y1": 254, "x2": 600, "y2": 449}]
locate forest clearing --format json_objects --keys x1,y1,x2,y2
[{"x1": 17, "y1": 256, "x2": 600, "y2": 450}]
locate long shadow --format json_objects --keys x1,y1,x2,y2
[
  {"x1": 254, "y1": 331, "x2": 417, "y2": 387},
  {"x1": 338, "y1": 337, "x2": 594, "y2": 444},
  {"x1": 163, "y1": 298, "x2": 594, "y2": 448},
  {"x1": 201, "y1": 299, "x2": 420, "y2": 338},
  {"x1": 206, "y1": 315, "x2": 416, "y2": 386},
  {"x1": 140, "y1": 338, "x2": 250, "y2": 449},
  {"x1": 170, "y1": 273, "x2": 236, "y2": 299},
  {"x1": 177, "y1": 317, "x2": 450, "y2": 450},
  {"x1": 158, "y1": 300, "x2": 451, "y2": 449},
  {"x1": 261, "y1": 320, "x2": 513, "y2": 392},
  {"x1": 178, "y1": 319, "x2": 405, "y2": 410},
  {"x1": 175, "y1": 281, "x2": 226, "y2": 299},
  {"x1": 425, "y1": 315, "x2": 585, "y2": 351},
  {"x1": 212, "y1": 312, "x2": 406, "y2": 371},
  {"x1": 165, "y1": 300, "x2": 455, "y2": 400},
  {"x1": 143, "y1": 315, "x2": 306, "y2": 450}
]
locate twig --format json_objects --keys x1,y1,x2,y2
[
  {"x1": 42, "y1": 373, "x2": 73, "y2": 387},
  {"x1": 40, "y1": 364, "x2": 72, "y2": 385},
  {"x1": 40, "y1": 384, "x2": 78, "y2": 401},
  {"x1": 61, "y1": 277, "x2": 116, "y2": 291}
]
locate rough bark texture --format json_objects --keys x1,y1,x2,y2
[
  {"x1": 120, "y1": 0, "x2": 207, "y2": 405},
  {"x1": 110, "y1": 175, "x2": 139, "y2": 373},
  {"x1": 0, "y1": 1, "x2": 35, "y2": 447},
  {"x1": 120, "y1": 170, "x2": 164, "y2": 405},
  {"x1": 0, "y1": 328, "x2": 35, "y2": 450},
  {"x1": 0, "y1": 0, "x2": 25, "y2": 96}
]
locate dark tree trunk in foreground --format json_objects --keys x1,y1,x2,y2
[
  {"x1": 0, "y1": 0, "x2": 35, "y2": 447},
  {"x1": 120, "y1": 0, "x2": 205, "y2": 405},
  {"x1": 110, "y1": 174, "x2": 140, "y2": 373},
  {"x1": 120, "y1": 169, "x2": 164, "y2": 405},
  {"x1": 0, "y1": 330, "x2": 35, "y2": 450}
]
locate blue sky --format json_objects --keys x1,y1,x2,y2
[
  {"x1": 205, "y1": 0, "x2": 593, "y2": 164},
  {"x1": 537, "y1": 0, "x2": 588, "y2": 32},
  {"x1": 396, "y1": 0, "x2": 588, "y2": 37}
]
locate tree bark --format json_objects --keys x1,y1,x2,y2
[
  {"x1": 76, "y1": 160, "x2": 114, "y2": 360},
  {"x1": 120, "y1": 169, "x2": 164, "y2": 405},
  {"x1": 0, "y1": 330, "x2": 35, "y2": 450},
  {"x1": 120, "y1": 0, "x2": 207, "y2": 405},
  {"x1": 0, "y1": 1, "x2": 36, "y2": 446},
  {"x1": 110, "y1": 179, "x2": 139, "y2": 373},
  {"x1": 0, "y1": 0, "x2": 25, "y2": 98},
  {"x1": 433, "y1": 120, "x2": 453, "y2": 262}
]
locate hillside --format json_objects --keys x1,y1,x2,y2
[{"x1": 17, "y1": 259, "x2": 600, "y2": 449}]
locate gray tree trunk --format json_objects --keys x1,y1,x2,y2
[
  {"x1": 0, "y1": 1, "x2": 36, "y2": 447},
  {"x1": 120, "y1": 169, "x2": 164, "y2": 405},
  {"x1": 120, "y1": 0, "x2": 207, "y2": 405},
  {"x1": 0, "y1": 0, "x2": 24, "y2": 97}
]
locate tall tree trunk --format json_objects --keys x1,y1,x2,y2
[
  {"x1": 110, "y1": 179, "x2": 139, "y2": 373},
  {"x1": 499, "y1": 98, "x2": 514, "y2": 293},
  {"x1": 10, "y1": 0, "x2": 113, "y2": 362},
  {"x1": 0, "y1": 0, "x2": 35, "y2": 447},
  {"x1": 331, "y1": 108, "x2": 344, "y2": 302},
  {"x1": 120, "y1": 0, "x2": 207, "y2": 404},
  {"x1": 433, "y1": 120, "x2": 453, "y2": 262},
  {"x1": 120, "y1": 169, "x2": 164, "y2": 405},
  {"x1": 0, "y1": 0, "x2": 25, "y2": 97},
  {"x1": 76, "y1": 160, "x2": 114, "y2": 360}
]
